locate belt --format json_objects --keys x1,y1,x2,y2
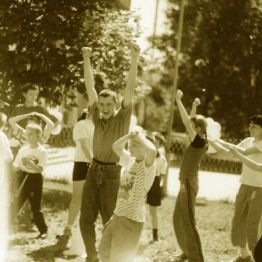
[{"x1": 93, "y1": 158, "x2": 117, "y2": 166}]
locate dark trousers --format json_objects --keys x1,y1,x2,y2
[
  {"x1": 10, "y1": 171, "x2": 47, "y2": 234},
  {"x1": 80, "y1": 162, "x2": 121, "y2": 260},
  {"x1": 254, "y1": 235, "x2": 262, "y2": 262},
  {"x1": 173, "y1": 177, "x2": 204, "y2": 262}
]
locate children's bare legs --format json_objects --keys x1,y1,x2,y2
[
  {"x1": 149, "y1": 205, "x2": 159, "y2": 241},
  {"x1": 67, "y1": 180, "x2": 85, "y2": 230},
  {"x1": 57, "y1": 180, "x2": 85, "y2": 243}
]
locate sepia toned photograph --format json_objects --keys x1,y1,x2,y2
[{"x1": 0, "y1": 0, "x2": 261, "y2": 261}]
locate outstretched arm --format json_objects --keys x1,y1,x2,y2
[
  {"x1": 82, "y1": 47, "x2": 98, "y2": 106},
  {"x1": 176, "y1": 90, "x2": 196, "y2": 141},
  {"x1": 190, "y1": 98, "x2": 201, "y2": 118},
  {"x1": 231, "y1": 148, "x2": 262, "y2": 171},
  {"x1": 217, "y1": 139, "x2": 259, "y2": 155},
  {"x1": 122, "y1": 43, "x2": 140, "y2": 108}
]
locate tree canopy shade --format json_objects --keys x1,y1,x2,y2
[
  {"x1": 0, "y1": 0, "x2": 143, "y2": 110},
  {"x1": 153, "y1": 0, "x2": 262, "y2": 138}
]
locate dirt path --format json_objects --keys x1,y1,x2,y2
[{"x1": 6, "y1": 184, "x2": 236, "y2": 262}]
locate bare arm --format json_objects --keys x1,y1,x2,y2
[
  {"x1": 22, "y1": 157, "x2": 43, "y2": 173},
  {"x1": 122, "y1": 43, "x2": 140, "y2": 108},
  {"x1": 9, "y1": 113, "x2": 32, "y2": 131},
  {"x1": 190, "y1": 98, "x2": 201, "y2": 118},
  {"x1": 231, "y1": 148, "x2": 262, "y2": 171},
  {"x1": 33, "y1": 112, "x2": 54, "y2": 142},
  {"x1": 134, "y1": 133, "x2": 157, "y2": 167},
  {"x1": 82, "y1": 47, "x2": 98, "y2": 106},
  {"x1": 79, "y1": 138, "x2": 93, "y2": 161},
  {"x1": 217, "y1": 139, "x2": 259, "y2": 155},
  {"x1": 176, "y1": 90, "x2": 196, "y2": 142},
  {"x1": 112, "y1": 133, "x2": 131, "y2": 158}
]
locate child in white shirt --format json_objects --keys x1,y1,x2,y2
[
  {"x1": 98, "y1": 131, "x2": 156, "y2": 262},
  {"x1": 10, "y1": 123, "x2": 48, "y2": 238}
]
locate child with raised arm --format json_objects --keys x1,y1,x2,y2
[
  {"x1": 10, "y1": 123, "x2": 48, "y2": 238},
  {"x1": 98, "y1": 131, "x2": 157, "y2": 262},
  {"x1": 173, "y1": 90, "x2": 208, "y2": 262},
  {"x1": 9, "y1": 111, "x2": 55, "y2": 146}
]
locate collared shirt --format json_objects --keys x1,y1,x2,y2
[{"x1": 90, "y1": 103, "x2": 132, "y2": 162}]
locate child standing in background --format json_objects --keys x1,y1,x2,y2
[
  {"x1": 10, "y1": 123, "x2": 48, "y2": 238},
  {"x1": 146, "y1": 132, "x2": 167, "y2": 242}
]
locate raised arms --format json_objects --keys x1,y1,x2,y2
[
  {"x1": 176, "y1": 90, "x2": 196, "y2": 142},
  {"x1": 122, "y1": 43, "x2": 140, "y2": 108},
  {"x1": 82, "y1": 47, "x2": 98, "y2": 106}
]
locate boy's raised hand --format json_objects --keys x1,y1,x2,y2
[
  {"x1": 82, "y1": 47, "x2": 92, "y2": 58},
  {"x1": 193, "y1": 98, "x2": 201, "y2": 106}
]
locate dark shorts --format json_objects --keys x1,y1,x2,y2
[
  {"x1": 72, "y1": 162, "x2": 90, "y2": 181},
  {"x1": 147, "y1": 176, "x2": 161, "y2": 206}
]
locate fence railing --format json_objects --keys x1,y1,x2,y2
[{"x1": 48, "y1": 128, "x2": 242, "y2": 175}]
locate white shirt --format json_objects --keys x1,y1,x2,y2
[
  {"x1": 114, "y1": 154, "x2": 155, "y2": 222},
  {"x1": 155, "y1": 153, "x2": 168, "y2": 177},
  {"x1": 73, "y1": 119, "x2": 94, "y2": 162},
  {"x1": 0, "y1": 130, "x2": 13, "y2": 185},
  {"x1": 238, "y1": 137, "x2": 262, "y2": 187},
  {"x1": 13, "y1": 144, "x2": 47, "y2": 173}
]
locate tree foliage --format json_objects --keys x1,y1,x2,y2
[
  {"x1": 0, "y1": 0, "x2": 145, "y2": 110},
  {"x1": 153, "y1": 0, "x2": 262, "y2": 138}
]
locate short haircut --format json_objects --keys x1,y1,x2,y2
[
  {"x1": 0, "y1": 112, "x2": 7, "y2": 128},
  {"x1": 250, "y1": 114, "x2": 262, "y2": 127},
  {"x1": 98, "y1": 89, "x2": 118, "y2": 103},
  {"x1": 26, "y1": 123, "x2": 42, "y2": 136},
  {"x1": 22, "y1": 83, "x2": 39, "y2": 94}
]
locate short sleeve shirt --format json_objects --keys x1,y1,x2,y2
[
  {"x1": 179, "y1": 134, "x2": 207, "y2": 180},
  {"x1": 114, "y1": 154, "x2": 156, "y2": 222},
  {"x1": 73, "y1": 119, "x2": 94, "y2": 162},
  {"x1": 13, "y1": 144, "x2": 47, "y2": 173},
  {"x1": 90, "y1": 103, "x2": 132, "y2": 162},
  {"x1": 238, "y1": 137, "x2": 262, "y2": 187}
]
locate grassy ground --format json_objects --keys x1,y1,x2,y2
[{"x1": 7, "y1": 182, "x2": 237, "y2": 262}]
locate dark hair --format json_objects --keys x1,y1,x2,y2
[
  {"x1": 98, "y1": 89, "x2": 118, "y2": 103},
  {"x1": 250, "y1": 114, "x2": 262, "y2": 127},
  {"x1": 0, "y1": 112, "x2": 7, "y2": 128},
  {"x1": 22, "y1": 83, "x2": 39, "y2": 94},
  {"x1": 191, "y1": 115, "x2": 209, "y2": 149},
  {"x1": 77, "y1": 108, "x2": 89, "y2": 121},
  {"x1": 191, "y1": 116, "x2": 207, "y2": 133}
]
